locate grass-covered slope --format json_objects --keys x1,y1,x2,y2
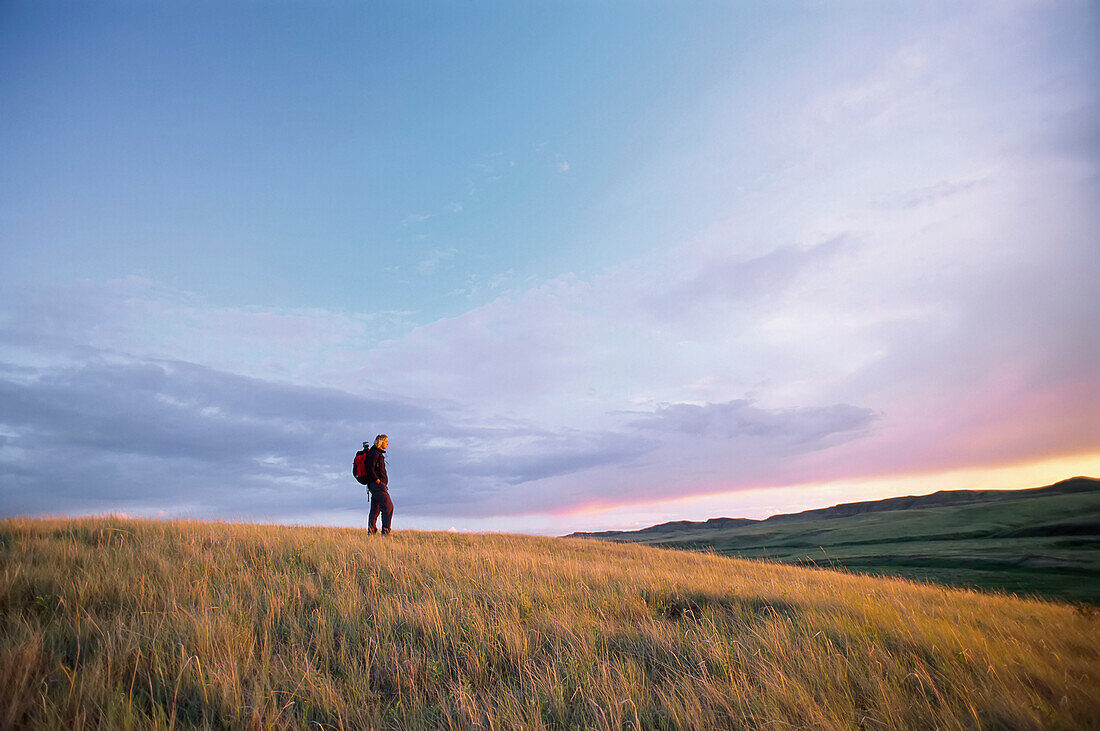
[
  {"x1": 2, "y1": 518, "x2": 1098, "y2": 729},
  {"x1": 572, "y1": 477, "x2": 1100, "y2": 604}
]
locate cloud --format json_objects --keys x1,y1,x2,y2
[
  {"x1": 401, "y1": 212, "x2": 432, "y2": 226},
  {"x1": 631, "y1": 399, "x2": 877, "y2": 446},
  {"x1": 0, "y1": 276, "x2": 424, "y2": 386},
  {"x1": 0, "y1": 278, "x2": 892, "y2": 523},
  {"x1": 0, "y1": 357, "x2": 426, "y2": 506},
  {"x1": 416, "y1": 247, "x2": 458, "y2": 274},
  {"x1": 646, "y1": 236, "x2": 851, "y2": 321},
  {"x1": 555, "y1": 160, "x2": 570, "y2": 173},
  {"x1": 0, "y1": 354, "x2": 652, "y2": 520},
  {"x1": 885, "y1": 178, "x2": 986, "y2": 210}
]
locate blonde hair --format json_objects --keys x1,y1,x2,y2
[{"x1": 373, "y1": 434, "x2": 388, "y2": 450}]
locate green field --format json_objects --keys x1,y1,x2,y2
[{"x1": 572, "y1": 477, "x2": 1100, "y2": 604}]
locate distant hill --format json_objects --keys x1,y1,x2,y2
[
  {"x1": 576, "y1": 516, "x2": 756, "y2": 539},
  {"x1": 570, "y1": 477, "x2": 1100, "y2": 603}
]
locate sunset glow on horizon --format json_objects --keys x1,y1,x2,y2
[{"x1": 545, "y1": 452, "x2": 1100, "y2": 532}]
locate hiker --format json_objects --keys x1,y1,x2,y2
[{"x1": 364, "y1": 434, "x2": 392, "y2": 535}]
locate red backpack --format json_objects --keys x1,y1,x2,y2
[{"x1": 352, "y1": 447, "x2": 373, "y2": 485}]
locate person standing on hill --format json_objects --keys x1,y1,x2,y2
[{"x1": 365, "y1": 434, "x2": 392, "y2": 535}]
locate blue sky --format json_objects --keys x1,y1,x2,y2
[
  {"x1": 4, "y1": 2, "x2": 784, "y2": 315},
  {"x1": 2, "y1": 1, "x2": 1098, "y2": 533}
]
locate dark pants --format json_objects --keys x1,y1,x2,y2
[{"x1": 368, "y1": 486, "x2": 393, "y2": 534}]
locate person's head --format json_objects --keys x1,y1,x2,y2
[{"x1": 373, "y1": 434, "x2": 388, "y2": 450}]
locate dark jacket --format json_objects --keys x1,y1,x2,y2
[{"x1": 368, "y1": 447, "x2": 388, "y2": 488}]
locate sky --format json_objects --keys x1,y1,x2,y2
[{"x1": 1, "y1": 1, "x2": 1098, "y2": 534}]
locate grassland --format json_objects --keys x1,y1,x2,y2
[
  {"x1": 2, "y1": 517, "x2": 1099, "y2": 729},
  {"x1": 573, "y1": 478, "x2": 1100, "y2": 605}
]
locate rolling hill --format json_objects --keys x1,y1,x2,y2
[
  {"x1": 2, "y1": 517, "x2": 1099, "y2": 728},
  {"x1": 570, "y1": 476, "x2": 1100, "y2": 604}
]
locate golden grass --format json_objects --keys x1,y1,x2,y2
[{"x1": 1, "y1": 517, "x2": 1097, "y2": 729}]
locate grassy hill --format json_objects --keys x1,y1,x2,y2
[
  {"x1": 2, "y1": 518, "x2": 1099, "y2": 729},
  {"x1": 570, "y1": 477, "x2": 1100, "y2": 605}
]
